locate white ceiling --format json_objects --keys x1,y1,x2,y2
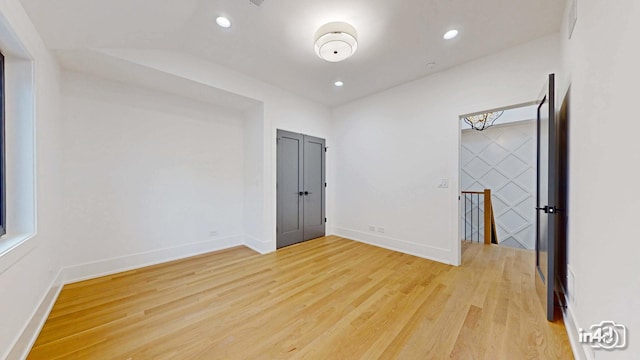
[{"x1": 20, "y1": 0, "x2": 564, "y2": 106}]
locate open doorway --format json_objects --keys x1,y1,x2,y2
[{"x1": 459, "y1": 104, "x2": 538, "y2": 250}]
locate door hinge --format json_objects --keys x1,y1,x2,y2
[
  {"x1": 325, "y1": 182, "x2": 327, "y2": 188},
  {"x1": 325, "y1": 217, "x2": 327, "y2": 222},
  {"x1": 325, "y1": 147, "x2": 328, "y2": 152}
]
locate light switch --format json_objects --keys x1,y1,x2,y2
[{"x1": 438, "y1": 179, "x2": 449, "y2": 188}]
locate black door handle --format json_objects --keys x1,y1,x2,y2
[
  {"x1": 304, "y1": 191, "x2": 310, "y2": 195},
  {"x1": 536, "y1": 205, "x2": 559, "y2": 214},
  {"x1": 299, "y1": 191, "x2": 304, "y2": 196}
]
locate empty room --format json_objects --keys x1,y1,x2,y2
[{"x1": 0, "y1": 0, "x2": 638, "y2": 359}]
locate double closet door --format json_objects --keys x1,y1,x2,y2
[{"x1": 276, "y1": 130, "x2": 326, "y2": 248}]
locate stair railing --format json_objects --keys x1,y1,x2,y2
[{"x1": 461, "y1": 189, "x2": 498, "y2": 244}]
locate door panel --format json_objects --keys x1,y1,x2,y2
[
  {"x1": 537, "y1": 94, "x2": 550, "y2": 282},
  {"x1": 303, "y1": 136, "x2": 326, "y2": 241},
  {"x1": 277, "y1": 130, "x2": 304, "y2": 248},
  {"x1": 535, "y1": 74, "x2": 557, "y2": 321}
]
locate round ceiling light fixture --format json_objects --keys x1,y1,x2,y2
[
  {"x1": 334, "y1": 80, "x2": 344, "y2": 87},
  {"x1": 314, "y1": 22, "x2": 358, "y2": 62}
]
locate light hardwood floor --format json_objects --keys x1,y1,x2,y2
[{"x1": 28, "y1": 236, "x2": 573, "y2": 359}]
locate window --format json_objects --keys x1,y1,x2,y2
[{"x1": 0, "y1": 51, "x2": 5, "y2": 236}]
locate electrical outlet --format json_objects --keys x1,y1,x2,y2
[
  {"x1": 438, "y1": 179, "x2": 449, "y2": 188},
  {"x1": 209, "y1": 230, "x2": 218, "y2": 237},
  {"x1": 368, "y1": 225, "x2": 375, "y2": 232},
  {"x1": 377, "y1": 227, "x2": 385, "y2": 233}
]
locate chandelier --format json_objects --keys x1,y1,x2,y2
[{"x1": 463, "y1": 111, "x2": 504, "y2": 131}]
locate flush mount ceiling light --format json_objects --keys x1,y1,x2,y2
[
  {"x1": 334, "y1": 80, "x2": 344, "y2": 87},
  {"x1": 443, "y1": 29, "x2": 459, "y2": 40},
  {"x1": 314, "y1": 22, "x2": 358, "y2": 62},
  {"x1": 216, "y1": 16, "x2": 231, "y2": 28}
]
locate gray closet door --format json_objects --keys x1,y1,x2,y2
[
  {"x1": 277, "y1": 130, "x2": 304, "y2": 248},
  {"x1": 276, "y1": 130, "x2": 326, "y2": 248},
  {"x1": 303, "y1": 135, "x2": 326, "y2": 241}
]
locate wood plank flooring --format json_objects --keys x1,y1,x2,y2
[{"x1": 28, "y1": 236, "x2": 573, "y2": 359}]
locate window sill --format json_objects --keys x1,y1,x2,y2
[{"x1": 0, "y1": 233, "x2": 37, "y2": 275}]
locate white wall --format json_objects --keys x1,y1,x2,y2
[
  {"x1": 0, "y1": 0, "x2": 64, "y2": 358},
  {"x1": 243, "y1": 104, "x2": 266, "y2": 252},
  {"x1": 331, "y1": 35, "x2": 559, "y2": 265},
  {"x1": 559, "y1": 1, "x2": 640, "y2": 359},
  {"x1": 85, "y1": 49, "x2": 333, "y2": 252},
  {"x1": 60, "y1": 72, "x2": 247, "y2": 280}
]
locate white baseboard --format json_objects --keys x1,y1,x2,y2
[
  {"x1": 563, "y1": 296, "x2": 593, "y2": 360},
  {"x1": 333, "y1": 227, "x2": 452, "y2": 265},
  {"x1": 243, "y1": 235, "x2": 273, "y2": 254},
  {"x1": 62, "y1": 235, "x2": 244, "y2": 284},
  {"x1": 5, "y1": 268, "x2": 64, "y2": 360}
]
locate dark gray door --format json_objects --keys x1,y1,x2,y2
[
  {"x1": 277, "y1": 130, "x2": 326, "y2": 248},
  {"x1": 277, "y1": 130, "x2": 304, "y2": 248},
  {"x1": 303, "y1": 135, "x2": 326, "y2": 241},
  {"x1": 535, "y1": 73, "x2": 559, "y2": 321},
  {"x1": 555, "y1": 89, "x2": 570, "y2": 312}
]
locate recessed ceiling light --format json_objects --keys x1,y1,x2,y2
[
  {"x1": 216, "y1": 16, "x2": 231, "y2": 28},
  {"x1": 443, "y1": 29, "x2": 459, "y2": 40},
  {"x1": 334, "y1": 81, "x2": 344, "y2": 87}
]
